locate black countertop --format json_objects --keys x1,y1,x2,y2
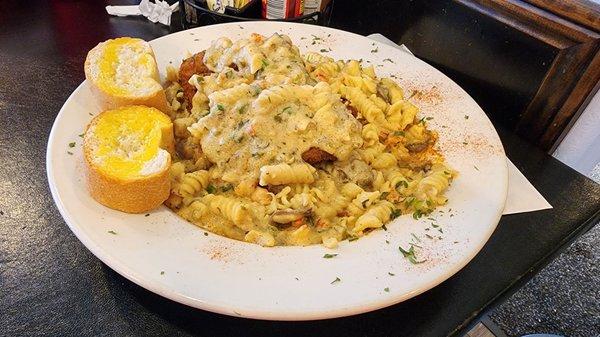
[{"x1": 1, "y1": 1, "x2": 599, "y2": 336}]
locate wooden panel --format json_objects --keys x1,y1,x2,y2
[
  {"x1": 524, "y1": 0, "x2": 600, "y2": 31},
  {"x1": 460, "y1": 0, "x2": 600, "y2": 151}
]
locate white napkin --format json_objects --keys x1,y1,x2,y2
[
  {"x1": 106, "y1": 0, "x2": 179, "y2": 26},
  {"x1": 366, "y1": 33, "x2": 552, "y2": 215}
]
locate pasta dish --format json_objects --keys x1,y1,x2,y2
[{"x1": 163, "y1": 33, "x2": 456, "y2": 247}]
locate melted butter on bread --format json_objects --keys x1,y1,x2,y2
[{"x1": 86, "y1": 106, "x2": 173, "y2": 179}]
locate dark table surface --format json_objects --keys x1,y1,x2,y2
[{"x1": 1, "y1": 1, "x2": 599, "y2": 336}]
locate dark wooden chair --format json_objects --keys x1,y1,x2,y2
[{"x1": 332, "y1": 0, "x2": 600, "y2": 152}]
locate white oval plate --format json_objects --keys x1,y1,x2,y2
[{"x1": 47, "y1": 22, "x2": 507, "y2": 320}]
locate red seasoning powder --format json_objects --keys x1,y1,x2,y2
[{"x1": 262, "y1": 0, "x2": 304, "y2": 19}]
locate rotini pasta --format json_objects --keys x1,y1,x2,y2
[{"x1": 164, "y1": 33, "x2": 456, "y2": 247}]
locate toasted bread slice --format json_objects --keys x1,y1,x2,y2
[
  {"x1": 83, "y1": 105, "x2": 175, "y2": 213},
  {"x1": 85, "y1": 37, "x2": 169, "y2": 113}
]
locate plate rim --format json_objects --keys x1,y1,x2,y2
[{"x1": 46, "y1": 21, "x2": 508, "y2": 321}]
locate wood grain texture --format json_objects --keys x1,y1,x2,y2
[
  {"x1": 458, "y1": 0, "x2": 600, "y2": 151},
  {"x1": 524, "y1": 0, "x2": 600, "y2": 32}
]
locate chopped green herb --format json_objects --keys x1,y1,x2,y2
[
  {"x1": 393, "y1": 130, "x2": 405, "y2": 137},
  {"x1": 282, "y1": 106, "x2": 292, "y2": 114},
  {"x1": 418, "y1": 117, "x2": 426, "y2": 124},
  {"x1": 261, "y1": 59, "x2": 269, "y2": 68},
  {"x1": 221, "y1": 184, "x2": 233, "y2": 192},
  {"x1": 385, "y1": 240, "x2": 390, "y2": 244},
  {"x1": 382, "y1": 224, "x2": 388, "y2": 231},
  {"x1": 371, "y1": 47, "x2": 378, "y2": 53},
  {"x1": 145, "y1": 213, "x2": 150, "y2": 217},
  {"x1": 348, "y1": 236, "x2": 359, "y2": 242},
  {"x1": 67, "y1": 151, "x2": 73, "y2": 155},
  {"x1": 78, "y1": 133, "x2": 84, "y2": 138},
  {"x1": 320, "y1": 48, "x2": 329, "y2": 53},
  {"x1": 383, "y1": 58, "x2": 394, "y2": 63},
  {"x1": 464, "y1": 115, "x2": 469, "y2": 120},
  {"x1": 463, "y1": 141, "x2": 468, "y2": 145},
  {"x1": 413, "y1": 210, "x2": 424, "y2": 220},
  {"x1": 474, "y1": 165, "x2": 479, "y2": 171},
  {"x1": 380, "y1": 191, "x2": 389, "y2": 200},
  {"x1": 399, "y1": 245, "x2": 426, "y2": 264},
  {"x1": 438, "y1": 228, "x2": 444, "y2": 233},
  {"x1": 431, "y1": 223, "x2": 439, "y2": 228},
  {"x1": 216, "y1": 104, "x2": 225, "y2": 111},
  {"x1": 273, "y1": 114, "x2": 283, "y2": 123},
  {"x1": 160, "y1": 271, "x2": 165, "y2": 275},
  {"x1": 204, "y1": 232, "x2": 209, "y2": 236},
  {"x1": 108, "y1": 230, "x2": 117, "y2": 235},
  {"x1": 68, "y1": 142, "x2": 76, "y2": 148},
  {"x1": 238, "y1": 104, "x2": 248, "y2": 114},
  {"x1": 426, "y1": 117, "x2": 434, "y2": 120},
  {"x1": 411, "y1": 233, "x2": 421, "y2": 242},
  {"x1": 235, "y1": 135, "x2": 244, "y2": 143},
  {"x1": 206, "y1": 185, "x2": 216, "y2": 194},
  {"x1": 384, "y1": 287, "x2": 390, "y2": 292},
  {"x1": 425, "y1": 234, "x2": 434, "y2": 239},
  {"x1": 196, "y1": 76, "x2": 204, "y2": 84},
  {"x1": 330, "y1": 277, "x2": 341, "y2": 284},
  {"x1": 361, "y1": 199, "x2": 369, "y2": 208},
  {"x1": 323, "y1": 253, "x2": 338, "y2": 259},
  {"x1": 390, "y1": 209, "x2": 402, "y2": 219},
  {"x1": 395, "y1": 180, "x2": 408, "y2": 189},
  {"x1": 388, "y1": 272, "x2": 395, "y2": 276}
]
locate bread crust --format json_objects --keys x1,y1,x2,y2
[
  {"x1": 83, "y1": 108, "x2": 173, "y2": 214},
  {"x1": 84, "y1": 39, "x2": 170, "y2": 114}
]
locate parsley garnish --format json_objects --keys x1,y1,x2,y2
[
  {"x1": 393, "y1": 130, "x2": 405, "y2": 136},
  {"x1": 383, "y1": 58, "x2": 394, "y2": 63},
  {"x1": 348, "y1": 237, "x2": 359, "y2": 242},
  {"x1": 273, "y1": 114, "x2": 283, "y2": 123},
  {"x1": 384, "y1": 287, "x2": 390, "y2": 292},
  {"x1": 323, "y1": 253, "x2": 338, "y2": 258},
  {"x1": 390, "y1": 209, "x2": 402, "y2": 219},
  {"x1": 282, "y1": 106, "x2": 292, "y2": 114},
  {"x1": 388, "y1": 272, "x2": 395, "y2": 276},
  {"x1": 78, "y1": 133, "x2": 84, "y2": 138},
  {"x1": 67, "y1": 151, "x2": 73, "y2": 155},
  {"x1": 425, "y1": 234, "x2": 434, "y2": 239},
  {"x1": 206, "y1": 185, "x2": 216, "y2": 194},
  {"x1": 371, "y1": 47, "x2": 378, "y2": 53},
  {"x1": 68, "y1": 142, "x2": 75, "y2": 148},
  {"x1": 426, "y1": 117, "x2": 433, "y2": 120},
  {"x1": 145, "y1": 213, "x2": 150, "y2": 217},
  {"x1": 411, "y1": 233, "x2": 421, "y2": 242},
  {"x1": 413, "y1": 210, "x2": 425, "y2": 220},
  {"x1": 474, "y1": 165, "x2": 479, "y2": 171},
  {"x1": 216, "y1": 104, "x2": 224, "y2": 111},
  {"x1": 385, "y1": 240, "x2": 390, "y2": 244},
  {"x1": 382, "y1": 224, "x2": 388, "y2": 231},
  {"x1": 464, "y1": 115, "x2": 469, "y2": 120},
  {"x1": 380, "y1": 191, "x2": 389, "y2": 200},
  {"x1": 238, "y1": 104, "x2": 248, "y2": 114},
  {"x1": 399, "y1": 245, "x2": 426, "y2": 264},
  {"x1": 196, "y1": 76, "x2": 204, "y2": 84},
  {"x1": 395, "y1": 180, "x2": 408, "y2": 189},
  {"x1": 204, "y1": 232, "x2": 209, "y2": 236},
  {"x1": 463, "y1": 141, "x2": 468, "y2": 145},
  {"x1": 261, "y1": 59, "x2": 269, "y2": 68},
  {"x1": 160, "y1": 271, "x2": 165, "y2": 275},
  {"x1": 330, "y1": 277, "x2": 341, "y2": 284},
  {"x1": 108, "y1": 230, "x2": 117, "y2": 235},
  {"x1": 320, "y1": 48, "x2": 328, "y2": 53},
  {"x1": 221, "y1": 184, "x2": 233, "y2": 192}
]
